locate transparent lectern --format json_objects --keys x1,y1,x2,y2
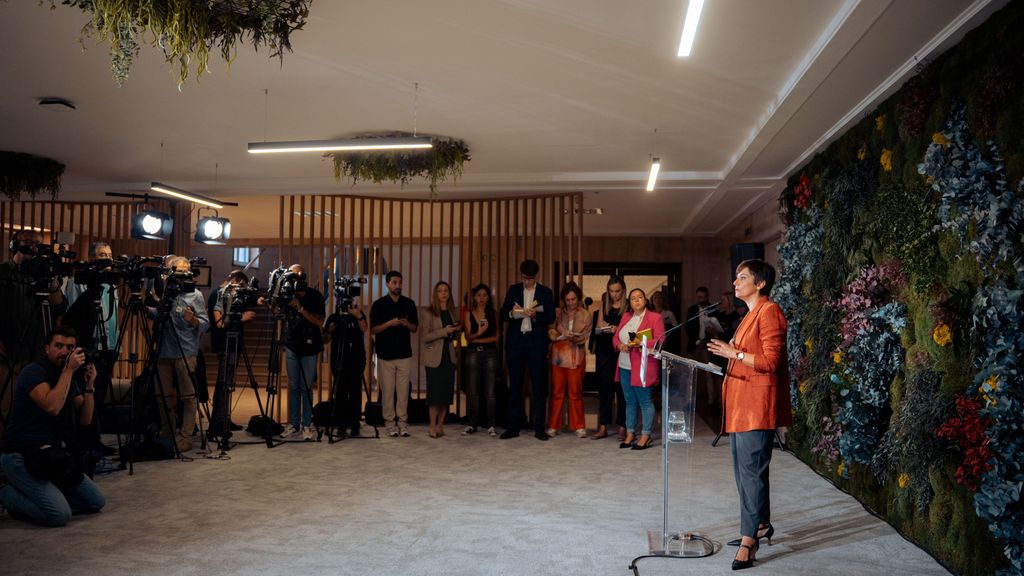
[{"x1": 647, "y1": 349, "x2": 722, "y2": 557}]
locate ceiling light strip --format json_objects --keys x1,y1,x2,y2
[
  {"x1": 150, "y1": 182, "x2": 225, "y2": 209},
  {"x1": 646, "y1": 158, "x2": 661, "y2": 192},
  {"x1": 677, "y1": 0, "x2": 705, "y2": 57},
  {"x1": 248, "y1": 137, "x2": 433, "y2": 154}
]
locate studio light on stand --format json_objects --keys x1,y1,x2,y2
[
  {"x1": 131, "y1": 209, "x2": 173, "y2": 240},
  {"x1": 195, "y1": 210, "x2": 231, "y2": 245}
]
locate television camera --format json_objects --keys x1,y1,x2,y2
[
  {"x1": 334, "y1": 275, "x2": 365, "y2": 312},
  {"x1": 268, "y1": 267, "x2": 307, "y2": 309}
]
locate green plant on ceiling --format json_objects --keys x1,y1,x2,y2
[
  {"x1": 54, "y1": 0, "x2": 312, "y2": 86},
  {"x1": 0, "y1": 151, "x2": 65, "y2": 200},
  {"x1": 331, "y1": 137, "x2": 471, "y2": 198}
]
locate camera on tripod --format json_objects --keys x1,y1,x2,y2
[
  {"x1": 72, "y1": 259, "x2": 122, "y2": 290},
  {"x1": 334, "y1": 275, "x2": 365, "y2": 311},
  {"x1": 18, "y1": 243, "x2": 77, "y2": 291},
  {"x1": 268, "y1": 267, "x2": 307, "y2": 309},
  {"x1": 115, "y1": 255, "x2": 164, "y2": 292}
]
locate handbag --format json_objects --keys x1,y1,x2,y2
[
  {"x1": 23, "y1": 446, "x2": 84, "y2": 490},
  {"x1": 364, "y1": 376, "x2": 385, "y2": 427}
]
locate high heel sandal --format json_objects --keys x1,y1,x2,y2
[
  {"x1": 731, "y1": 541, "x2": 758, "y2": 571},
  {"x1": 619, "y1": 434, "x2": 636, "y2": 449},
  {"x1": 727, "y1": 523, "x2": 774, "y2": 547}
]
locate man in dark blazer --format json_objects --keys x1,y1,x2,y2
[{"x1": 499, "y1": 259, "x2": 556, "y2": 440}]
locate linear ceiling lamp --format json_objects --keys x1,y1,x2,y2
[
  {"x1": 248, "y1": 136, "x2": 433, "y2": 154},
  {"x1": 677, "y1": 0, "x2": 705, "y2": 57},
  {"x1": 646, "y1": 158, "x2": 661, "y2": 192},
  {"x1": 150, "y1": 182, "x2": 227, "y2": 209}
]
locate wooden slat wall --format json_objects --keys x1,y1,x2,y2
[
  {"x1": 269, "y1": 193, "x2": 584, "y2": 406},
  {"x1": 0, "y1": 198, "x2": 193, "y2": 386}
]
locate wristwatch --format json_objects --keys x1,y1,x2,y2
[{"x1": 736, "y1": 352, "x2": 745, "y2": 361}]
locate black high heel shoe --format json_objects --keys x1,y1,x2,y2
[
  {"x1": 619, "y1": 434, "x2": 636, "y2": 449},
  {"x1": 731, "y1": 541, "x2": 758, "y2": 571},
  {"x1": 728, "y1": 523, "x2": 774, "y2": 547}
]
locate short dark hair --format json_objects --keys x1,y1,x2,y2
[
  {"x1": 48, "y1": 325, "x2": 78, "y2": 345},
  {"x1": 227, "y1": 269, "x2": 248, "y2": 283},
  {"x1": 559, "y1": 281, "x2": 583, "y2": 306},
  {"x1": 385, "y1": 270, "x2": 403, "y2": 283},
  {"x1": 695, "y1": 286, "x2": 709, "y2": 294},
  {"x1": 737, "y1": 259, "x2": 776, "y2": 296},
  {"x1": 520, "y1": 259, "x2": 539, "y2": 277}
]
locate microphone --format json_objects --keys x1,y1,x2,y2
[{"x1": 653, "y1": 302, "x2": 720, "y2": 357}]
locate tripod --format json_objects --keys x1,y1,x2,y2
[
  {"x1": 113, "y1": 286, "x2": 212, "y2": 473},
  {"x1": 210, "y1": 312, "x2": 273, "y2": 451},
  {"x1": 0, "y1": 283, "x2": 56, "y2": 430},
  {"x1": 266, "y1": 307, "x2": 319, "y2": 443}
]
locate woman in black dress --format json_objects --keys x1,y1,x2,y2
[
  {"x1": 591, "y1": 275, "x2": 627, "y2": 440},
  {"x1": 420, "y1": 281, "x2": 459, "y2": 438}
]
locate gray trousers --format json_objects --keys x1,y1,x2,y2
[{"x1": 730, "y1": 429, "x2": 773, "y2": 538}]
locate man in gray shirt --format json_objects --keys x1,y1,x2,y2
[{"x1": 151, "y1": 257, "x2": 209, "y2": 453}]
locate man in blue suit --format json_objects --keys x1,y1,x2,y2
[{"x1": 499, "y1": 259, "x2": 556, "y2": 440}]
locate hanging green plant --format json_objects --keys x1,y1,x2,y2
[
  {"x1": 55, "y1": 0, "x2": 312, "y2": 86},
  {"x1": 331, "y1": 137, "x2": 471, "y2": 195},
  {"x1": 0, "y1": 151, "x2": 65, "y2": 201}
]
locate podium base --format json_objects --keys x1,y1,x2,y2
[{"x1": 646, "y1": 530, "x2": 715, "y2": 557}]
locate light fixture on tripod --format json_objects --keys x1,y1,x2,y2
[
  {"x1": 195, "y1": 209, "x2": 231, "y2": 245},
  {"x1": 131, "y1": 209, "x2": 173, "y2": 240}
]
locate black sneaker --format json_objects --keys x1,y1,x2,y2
[{"x1": 499, "y1": 429, "x2": 519, "y2": 439}]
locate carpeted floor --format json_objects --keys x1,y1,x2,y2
[{"x1": 0, "y1": 419, "x2": 949, "y2": 576}]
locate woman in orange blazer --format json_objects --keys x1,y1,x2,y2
[{"x1": 707, "y1": 259, "x2": 792, "y2": 571}]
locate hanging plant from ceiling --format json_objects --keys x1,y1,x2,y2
[
  {"x1": 0, "y1": 151, "x2": 65, "y2": 201},
  {"x1": 55, "y1": 0, "x2": 312, "y2": 86},
  {"x1": 331, "y1": 137, "x2": 471, "y2": 196}
]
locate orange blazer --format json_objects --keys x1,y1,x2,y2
[{"x1": 722, "y1": 299, "x2": 793, "y2": 433}]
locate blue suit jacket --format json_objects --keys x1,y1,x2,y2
[{"x1": 500, "y1": 283, "x2": 556, "y2": 351}]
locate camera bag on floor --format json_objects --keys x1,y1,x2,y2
[
  {"x1": 313, "y1": 400, "x2": 345, "y2": 427},
  {"x1": 246, "y1": 415, "x2": 284, "y2": 438}
]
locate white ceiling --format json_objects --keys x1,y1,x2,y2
[{"x1": 0, "y1": 0, "x2": 1007, "y2": 237}]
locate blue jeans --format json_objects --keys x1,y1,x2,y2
[
  {"x1": 285, "y1": 350, "x2": 317, "y2": 428},
  {"x1": 620, "y1": 367, "x2": 654, "y2": 435},
  {"x1": 0, "y1": 452, "x2": 105, "y2": 526}
]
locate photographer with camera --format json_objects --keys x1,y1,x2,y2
[
  {"x1": 1, "y1": 230, "x2": 67, "y2": 435},
  {"x1": 209, "y1": 270, "x2": 258, "y2": 439},
  {"x1": 0, "y1": 325, "x2": 106, "y2": 526},
  {"x1": 150, "y1": 256, "x2": 208, "y2": 453},
  {"x1": 323, "y1": 278, "x2": 367, "y2": 438},
  {"x1": 274, "y1": 264, "x2": 325, "y2": 441}
]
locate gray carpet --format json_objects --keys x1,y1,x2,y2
[{"x1": 0, "y1": 420, "x2": 949, "y2": 576}]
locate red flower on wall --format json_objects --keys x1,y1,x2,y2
[
  {"x1": 793, "y1": 173, "x2": 813, "y2": 209},
  {"x1": 935, "y1": 394, "x2": 994, "y2": 492}
]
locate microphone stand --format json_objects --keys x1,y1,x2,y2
[{"x1": 651, "y1": 302, "x2": 719, "y2": 359}]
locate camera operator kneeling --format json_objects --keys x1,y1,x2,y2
[{"x1": 0, "y1": 325, "x2": 106, "y2": 526}]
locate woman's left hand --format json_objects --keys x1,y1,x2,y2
[{"x1": 707, "y1": 338, "x2": 738, "y2": 359}]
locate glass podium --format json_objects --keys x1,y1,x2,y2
[{"x1": 647, "y1": 350, "x2": 722, "y2": 557}]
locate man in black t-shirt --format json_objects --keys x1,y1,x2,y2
[
  {"x1": 323, "y1": 301, "x2": 368, "y2": 437},
  {"x1": 0, "y1": 325, "x2": 105, "y2": 526},
  {"x1": 281, "y1": 265, "x2": 325, "y2": 441},
  {"x1": 369, "y1": 271, "x2": 418, "y2": 437}
]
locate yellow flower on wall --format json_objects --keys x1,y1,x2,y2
[
  {"x1": 833, "y1": 351, "x2": 843, "y2": 364},
  {"x1": 805, "y1": 338, "x2": 813, "y2": 352},
  {"x1": 933, "y1": 323, "x2": 952, "y2": 347},
  {"x1": 798, "y1": 381, "x2": 807, "y2": 395},
  {"x1": 979, "y1": 375, "x2": 999, "y2": 406},
  {"x1": 932, "y1": 131, "x2": 948, "y2": 146},
  {"x1": 880, "y1": 149, "x2": 893, "y2": 172},
  {"x1": 898, "y1": 472, "x2": 910, "y2": 489},
  {"x1": 837, "y1": 461, "x2": 846, "y2": 477},
  {"x1": 857, "y1": 146, "x2": 867, "y2": 161},
  {"x1": 875, "y1": 115, "x2": 886, "y2": 132}
]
